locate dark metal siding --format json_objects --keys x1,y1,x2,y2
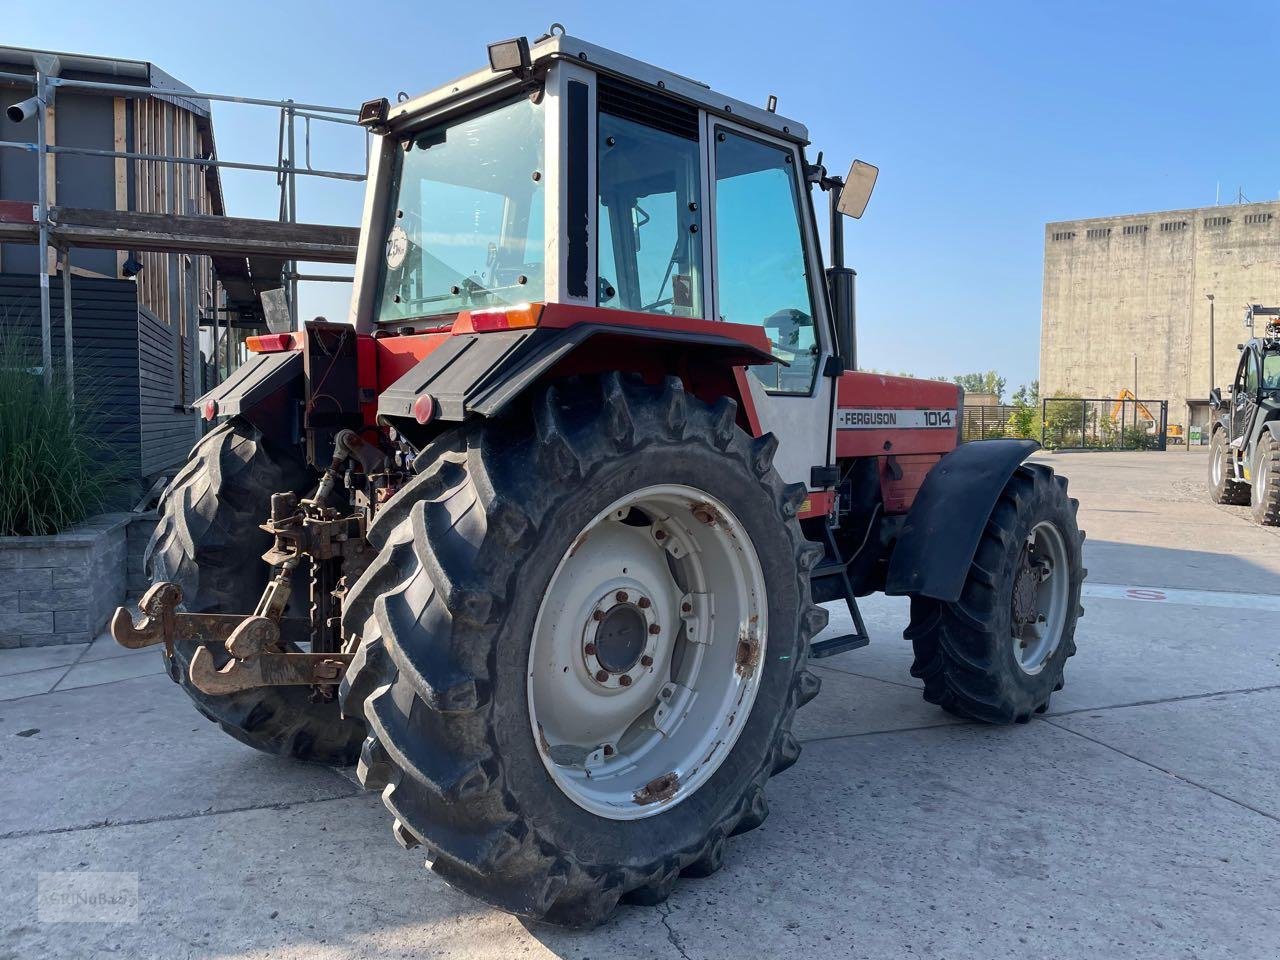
[
  {"x1": 52, "y1": 93, "x2": 118, "y2": 277},
  {"x1": 137, "y1": 303, "x2": 199, "y2": 476},
  {"x1": 0, "y1": 273, "x2": 199, "y2": 480},
  {"x1": 0, "y1": 272, "x2": 141, "y2": 474},
  {"x1": 0, "y1": 83, "x2": 40, "y2": 274}
]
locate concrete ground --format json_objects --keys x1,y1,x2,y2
[{"x1": 1, "y1": 449, "x2": 1277, "y2": 959}]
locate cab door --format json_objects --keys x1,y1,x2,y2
[
  {"x1": 1232, "y1": 347, "x2": 1261, "y2": 448},
  {"x1": 706, "y1": 119, "x2": 834, "y2": 490}
]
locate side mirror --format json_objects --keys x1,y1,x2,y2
[
  {"x1": 1209, "y1": 387, "x2": 1223, "y2": 410},
  {"x1": 836, "y1": 160, "x2": 879, "y2": 219}
]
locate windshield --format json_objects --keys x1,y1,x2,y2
[
  {"x1": 375, "y1": 97, "x2": 545, "y2": 324},
  {"x1": 1264, "y1": 349, "x2": 1280, "y2": 391}
]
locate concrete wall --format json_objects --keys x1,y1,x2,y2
[
  {"x1": 0, "y1": 513, "x2": 129, "y2": 647},
  {"x1": 1041, "y1": 200, "x2": 1280, "y2": 433}
]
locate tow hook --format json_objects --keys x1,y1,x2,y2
[{"x1": 108, "y1": 582, "x2": 351, "y2": 696}]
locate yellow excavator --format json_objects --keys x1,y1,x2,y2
[{"x1": 1110, "y1": 388, "x2": 1178, "y2": 442}]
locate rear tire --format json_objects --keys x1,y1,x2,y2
[
  {"x1": 1251, "y1": 433, "x2": 1280, "y2": 525},
  {"x1": 339, "y1": 374, "x2": 826, "y2": 926},
  {"x1": 906, "y1": 463, "x2": 1084, "y2": 723},
  {"x1": 1208, "y1": 428, "x2": 1250, "y2": 505},
  {"x1": 145, "y1": 418, "x2": 365, "y2": 764}
]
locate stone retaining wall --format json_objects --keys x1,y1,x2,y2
[
  {"x1": 127, "y1": 511, "x2": 158, "y2": 596},
  {"x1": 0, "y1": 513, "x2": 131, "y2": 648}
]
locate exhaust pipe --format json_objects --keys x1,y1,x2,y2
[{"x1": 827, "y1": 266, "x2": 857, "y2": 372}]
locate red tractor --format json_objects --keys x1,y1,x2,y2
[{"x1": 114, "y1": 29, "x2": 1084, "y2": 926}]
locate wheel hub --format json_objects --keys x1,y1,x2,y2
[
  {"x1": 1010, "y1": 521, "x2": 1070, "y2": 675},
  {"x1": 1012, "y1": 555, "x2": 1042, "y2": 625},
  {"x1": 584, "y1": 591, "x2": 659, "y2": 687}
]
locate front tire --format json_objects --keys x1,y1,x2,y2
[
  {"x1": 1251, "y1": 433, "x2": 1280, "y2": 525},
  {"x1": 906, "y1": 462, "x2": 1084, "y2": 723},
  {"x1": 339, "y1": 375, "x2": 826, "y2": 926},
  {"x1": 1208, "y1": 428, "x2": 1250, "y2": 505},
  {"x1": 145, "y1": 418, "x2": 365, "y2": 764}
]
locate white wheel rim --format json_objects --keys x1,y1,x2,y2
[
  {"x1": 527, "y1": 484, "x2": 767, "y2": 820},
  {"x1": 1010, "y1": 520, "x2": 1070, "y2": 675},
  {"x1": 1210, "y1": 436, "x2": 1224, "y2": 487}
]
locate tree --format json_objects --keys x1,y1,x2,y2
[
  {"x1": 1012, "y1": 380, "x2": 1039, "y2": 407},
  {"x1": 861, "y1": 367, "x2": 917, "y2": 378},
  {"x1": 951, "y1": 370, "x2": 1007, "y2": 403},
  {"x1": 1005, "y1": 379, "x2": 1042, "y2": 440},
  {"x1": 1042, "y1": 393, "x2": 1083, "y2": 449}
]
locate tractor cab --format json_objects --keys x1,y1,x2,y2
[{"x1": 348, "y1": 29, "x2": 877, "y2": 489}]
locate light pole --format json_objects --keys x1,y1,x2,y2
[
  {"x1": 1206, "y1": 293, "x2": 1215, "y2": 395},
  {"x1": 1132, "y1": 352, "x2": 1138, "y2": 399}
]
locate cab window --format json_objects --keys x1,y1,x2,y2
[
  {"x1": 1263, "y1": 351, "x2": 1280, "y2": 391},
  {"x1": 713, "y1": 128, "x2": 818, "y2": 394},
  {"x1": 376, "y1": 97, "x2": 544, "y2": 323},
  {"x1": 597, "y1": 112, "x2": 703, "y2": 317},
  {"x1": 1244, "y1": 350, "x2": 1260, "y2": 395}
]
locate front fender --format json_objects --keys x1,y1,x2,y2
[{"x1": 885, "y1": 439, "x2": 1038, "y2": 602}]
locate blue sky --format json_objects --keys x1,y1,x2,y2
[{"x1": 10, "y1": 0, "x2": 1280, "y2": 391}]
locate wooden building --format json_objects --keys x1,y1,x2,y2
[{"x1": 0, "y1": 45, "x2": 224, "y2": 478}]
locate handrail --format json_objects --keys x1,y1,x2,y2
[{"x1": 0, "y1": 64, "x2": 368, "y2": 391}]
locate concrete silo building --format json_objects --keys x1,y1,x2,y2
[{"x1": 1041, "y1": 199, "x2": 1280, "y2": 438}]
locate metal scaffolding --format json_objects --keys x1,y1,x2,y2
[{"x1": 0, "y1": 65, "x2": 368, "y2": 393}]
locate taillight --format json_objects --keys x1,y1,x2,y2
[
  {"x1": 412, "y1": 394, "x2": 436, "y2": 425},
  {"x1": 201, "y1": 399, "x2": 218, "y2": 421},
  {"x1": 468, "y1": 303, "x2": 543, "y2": 333},
  {"x1": 246, "y1": 333, "x2": 296, "y2": 353}
]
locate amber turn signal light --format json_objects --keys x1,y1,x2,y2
[
  {"x1": 468, "y1": 303, "x2": 543, "y2": 333},
  {"x1": 246, "y1": 333, "x2": 296, "y2": 353}
]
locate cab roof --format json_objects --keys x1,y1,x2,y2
[{"x1": 385, "y1": 32, "x2": 810, "y2": 146}]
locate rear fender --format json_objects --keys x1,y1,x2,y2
[
  {"x1": 377, "y1": 324, "x2": 775, "y2": 433},
  {"x1": 193, "y1": 350, "x2": 303, "y2": 443},
  {"x1": 884, "y1": 439, "x2": 1038, "y2": 602}
]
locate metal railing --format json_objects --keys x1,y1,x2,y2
[
  {"x1": 1040, "y1": 397, "x2": 1170, "y2": 451},
  {"x1": 0, "y1": 63, "x2": 368, "y2": 395}
]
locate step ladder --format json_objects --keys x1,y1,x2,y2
[{"x1": 807, "y1": 524, "x2": 870, "y2": 659}]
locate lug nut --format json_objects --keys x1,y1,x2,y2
[
  {"x1": 640, "y1": 655, "x2": 654, "y2": 667},
  {"x1": 655, "y1": 529, "x2": 667, "y2": 541},
  {"x1": 637, "y1": 597, "x2": 651, "y2": 609},
  {"x1": 648, "y1": 624, "x2": 661, "y2": 635},
  {"x1": 681, "y1": 601, "x2": 692, "y2": 613},
  {"x1": 585, "y1": 642, "x2": 596, "y2": 656},
  {"x1": 603, "y1": 744, "x2": 615, "y2": 757},
  {"x1": 593, "y1": 610, "x2": 605, "y2": 621},
  {"x1": 616, "y1": 590, "x2": 629, "y2": 603},
  {"x1": 619, "y1": 674, "x2": 632, "y2": 687},
  {"x1": 595, "y1": 669, "x2": 609, "y2": 682}
]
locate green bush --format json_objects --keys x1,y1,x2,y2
[
  {"x1": 0, "y1": 331, "x2": 120, "y2": 536},
  {"x1": 1121, "y1": 425, "x2": 1158, "y2": 450},
  {"x1": 1040, "y1": 395, "x2": 1083, "y2": 449},
  {"x1": 1005, "y1": 404, "x2": 1039, "y2": 440}
]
